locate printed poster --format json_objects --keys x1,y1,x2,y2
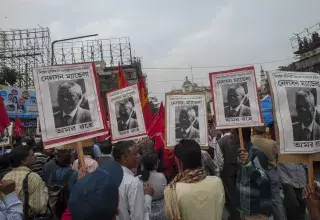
[
  {"x1": 0, "y1": 122, "x2": 13, "y2": 146},
  {"x1": 106, "y1": 84, "x2": 147, "y2": 142},
  {"x1": 33, "y1": 62, "x2": 108, "y2": 148},
  {"x1": 268, "y1": 70, "x2": 320, "y2": 154},
  {"x1": 165, "y1": 93, "x2": 208, "y2": 147},
  {"x1": 209, "y1": 66, "x2": 263, "y2": 129}
]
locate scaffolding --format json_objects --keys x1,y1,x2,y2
[
  {"x1": 52, "y1": 37, "x2": 133, "y2": 66},
  {"x1": 290, "y1": 22, "x2": 320, "y2": 56},
  {"x1": 0, "y1": 27, "x2": 51, "y2": 88}
]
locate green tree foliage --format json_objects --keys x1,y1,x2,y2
[{"x1": 0, "y1": 67, "x2": 19, "y2": 85}]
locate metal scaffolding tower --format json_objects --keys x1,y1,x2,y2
[
  {"x1": 0, "y1": 27, "x2": 51, "y2": 88},
  {"x1": 52, "y1": 37, "x2": 132, "y2": 66}
]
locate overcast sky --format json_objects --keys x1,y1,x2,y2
[{"x1": 1, "y1": 0, "x2": 320, "y2": 101}]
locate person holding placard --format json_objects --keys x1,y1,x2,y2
[
  {"x1": 234, "y1": 128, "x2": 272, "y2": 220},
  {"x1": 251, "y1": 126, "x2": 286, "y2": 220}
]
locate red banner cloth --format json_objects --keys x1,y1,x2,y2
[{"x1": 0, "y1": 97, "x2": 10, "y2": 133}]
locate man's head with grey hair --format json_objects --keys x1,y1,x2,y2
[
  {"x1": 227, "y1": 84, "x2": 246, "y2": 108},
  {"x1": 57, "y1": 82, "x2": 83, "y2": 114},
  {"x1": 179, "y1": 107, "x2": 196, "y2": 129},
  {"x1": 296, "y1": 89, "x2": 316, "y2": 127}
]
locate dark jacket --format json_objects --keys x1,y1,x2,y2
[
  {"x1": 175, "y1": 126, "x2": 200, "y2": 139},
  {"x1": 224, "y1": 104, "x2": 251, "y2": 118},
  {"x1": 54, "y1": 107, "x2": 92, "y2": 128},
  {"x1": 292, "y1": 121, "x2": 320, "y2": 141},
  {"x1": 236, "y1": 143, "x2": 272, "y2": 216}
]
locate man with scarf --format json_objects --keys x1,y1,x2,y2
[
  {"x1": 164, "y1": 139, "x2": 225, "y2": 220},
  {"x1": 234, "y1": 128, "x2": 272, "y2": 220}
]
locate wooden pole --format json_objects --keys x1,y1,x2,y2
[
  {"x1": 238, "y1": 128, "x2": 245, "y2": 150},
  {"x1": 77, "y1": 141, "x2": 86, "y2": 179},
  {"x1": 308, "y1": 155, "x2": 314, "y2": 191}
]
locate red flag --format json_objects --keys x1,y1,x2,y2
[
  {"x1": 139, "y1": 79, "x2": 152, "y2": 126},
  {"x1": 14, "y1": 117, "x2": 24, "y2": 136},
  {"x1": 147, "y1": 102, "x2": 165, "y2": 151},
  {"x1": 117, "y1": 64, "x2": 128, "y2": 89},
  {"x1": 0, "y1": 97, "x2": 10, "y2": 133}
]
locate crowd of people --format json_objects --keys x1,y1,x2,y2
[{"x1": 0, "y1": 124, "x2": 320, "y2": 220}]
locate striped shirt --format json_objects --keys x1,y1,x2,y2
[
  {"x1": 3, "y1": 166, "x2": 49, "y2": 215},
  {"x1": 32, "y1": 152, "x2": 49, "y2": 178}
]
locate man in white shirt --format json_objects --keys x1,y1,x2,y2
[
  {"x1": 0, "y1": 180, "x2": 23, "y2": 220},
  {"x1": 112, "y1": 141, "x2": 153, "y2": 220}
]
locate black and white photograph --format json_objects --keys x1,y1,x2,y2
[
  {"x1": 268, "y1": 70, "x2": 320, "y2": 154},
  {"x1": 175, "y1": 105, "x2": 200, "y2": 140},
  {"x1": 166, "y1": 93, "x2": 208, "y2": 148},
  {"x1": 107, "y1": 84, "x2": 147, "y2": 142},
  {"x1": 209, "y1": 66, "x2": 263, "y2": 129},
  {"x1": 221, "y1": 83, "x2": 251, "y2": 118},
  {"x1": 286, "y1": 87, "x2": 320, "y2": 142},
  {"x1": 33, "y1": 63, "x2": 108, "y2": 149},
  {"x1": 115, "y1": 97, "x2": 138, "y2": 132},
  {"x1": 0, "y1": 122, "x2": 13, "y2": 146},
  {"x1": 49, "y1": 79, "x2": 92, "y2": 129}
]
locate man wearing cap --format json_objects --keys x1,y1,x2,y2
[
  {"x1": 112, "y1": 141, "x2": 154, "y2": 220},
  {"x1": 68, "y1": 159, "x2": 124, "y2": 220}
]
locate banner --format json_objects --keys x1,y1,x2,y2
[
  {"x1": 0, "y1": 87, "x2": 38, "y2": 119},
  {"x1": 33, "y1": 62, "x2": 108, "y2": 148},
  {"x1": 267, "y1": 70, "x2": 320, "y2": 154},
  {"x1": 165, "y1": 93, "x2": 208, "y2": 147},
  {"x1": 0, "y1": 122, "x2": 13, "y2": 146},
  {"x1": 106, "y1": 84, "x2": 147, "y2": 142},
  {"x1": 209, "y1": 66, "x2": 263, "y2": 129}
]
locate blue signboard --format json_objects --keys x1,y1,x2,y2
[{"x1": 0, "y1": 87, "x2": 38, "y2": 119}]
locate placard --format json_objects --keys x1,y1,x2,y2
[
  {"x1": 33, "y1": 62, "x2": 108, "y2": 148},
  {"x1": 0, "y1": 122, "x2": 13, "y2": 146},
  {"x1": 106, "y1": 84, "x2": 147, "y2": 142},
  {"x1": 165, "y1": 93, "x2": 208, "y2": 148},
  {"x1": 267, "y1": 70, "x2": 320, "y2": 154},
  {"x1": 209, "y1": 66, "x2": 263, "y2": 129}
]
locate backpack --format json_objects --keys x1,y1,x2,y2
[
  {"x1": 23, "y1": 171, "x2": 51, "y2": 220},
  {"x1": 48, "y1": 169, "x2": 74, "y2": 219}
]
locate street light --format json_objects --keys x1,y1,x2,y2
[{"x1": 51, "y1": 34, "x2": 98, "y2": 65}]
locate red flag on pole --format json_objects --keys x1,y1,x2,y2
[
  {"x1": 139, "y1": 78, "x2": 152, "y2": 126},
  {"x1": 14, "y1": 117, "x2": 24, "y2": 136},
  {"x1": 117, "y1": 64, "x2": 128, "y2": 89},
  {"x1": 147, "y1": 102, "x2": 165, "y2": 151},
  {"x1": 0, "y1": 97, "x2": 10, "y2": 133}
]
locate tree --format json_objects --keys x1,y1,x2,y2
[{"x1": 0, "y1": 67, "x2": 19, "y2": 86}]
